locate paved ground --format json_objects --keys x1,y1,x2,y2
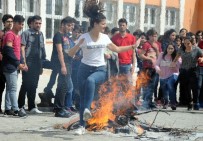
[{"x1": 0, "y1": 70, "x2": 203, "y2": 141}]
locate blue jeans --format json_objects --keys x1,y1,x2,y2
[
  {"x1": 119, "y1": 64, "x2": 131, "y2": 75},
  {"x1": 64, "y1": 74, "x2": 73, "y2": 108},
  {"x1": 160, "y1": 74, "x2": 178, "y2": 105},
  {"x1": 4, "y1": 71, "x2": 19, "y2": 111},
  {"x1": 141, "y1": 68, "x2": 156, "y2": 109},
  {"x1": 78, "y1": 63, "x2": 107, "y2": 126},
  {"x1": 44, "y1": 68, "x2": 58, "y2": 93}
]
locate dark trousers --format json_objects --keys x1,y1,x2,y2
[
  {"x1": 179, "y1": 68, "x2": 199, "y2": 105},
  {"x1": 54, "y1": 63, "x2": 73, "y2": 111},
  {"x1": 44, "y1": 68, "x2": 58, "y2": 94},
  {"x1": 18, "y1": 63, "x2": 40, "y2": 110},
  {"x1": 0, "y1": 62, "x2": 6, "y2": 109},
  {"x1": 198, "y1": 67, "x2": 203, "y2": 106},
  {"x1": 178, "y1": 70, "x2": 189, "y2": 105}
]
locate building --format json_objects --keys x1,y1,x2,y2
[{"x1": 0, "y1": 0, "x2": 203, "y2": 41}]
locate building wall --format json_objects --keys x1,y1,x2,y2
[
  {"x1": 197, "y1": 0, "x2": 203, "y2": 30},
  {"x1": 1, "y1": 0, "x2": 202, "y2": 39},
  {"x1": 183, "y1": 0, "x2": 199, "y2": 33},
  {"x1": 166, "y1": 0, "x2": 180, "y2": 8},
  {"x1": 146, "y1": 0, "x2": 161, "y2": 6}
]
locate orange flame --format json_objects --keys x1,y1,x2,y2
[
  {"x1": 87, "y1": 72, "x2": 150, "y2": 131},
  {"x1": 136, "y1": 125, "x2": 145, "y2": 136}
]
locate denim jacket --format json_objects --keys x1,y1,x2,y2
[{"x1": 21, "y1": 28, "x2": 46, "y2": 60}]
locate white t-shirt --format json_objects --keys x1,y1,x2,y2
[{"x1": 77, "y1": 32, "x2": 112, "y2": 66}]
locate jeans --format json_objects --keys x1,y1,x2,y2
[
  {"x1": 4, "y1": 71, "x2": 19, "y2": 111},
  {"x1": 198, "y1": 67, "x2": 203, "y2": 106},
  {"x1": 54, "y1": 63, "x2": 73, "y2": 111},
  {"x1": 64, "y1": 74, "x2": 73, "y2": 108},
  {"x1": 141, "y1": 68, "x2": 156, "y2": 109},
  {"x1": 153, "y1": 73, "x2": 159, "y2": 99},
  {"x1": 78, "y1": 63, "x2": 107, "y2": 126},
  {"x1": 160, "y1": 74, "x2": 178, "y2": 105},
  {"x1": 18, "y1": 62, "x2": 41, "y2": 110},
  {"x1": 44, "y1": 68, "x2": 58, "y2": 94},
  {"x1": 119, "y1": 64, "x2": 131, "y2": 75},
  {"x1": 0, "y1": 62, "x2": 6, "y2": 109}
]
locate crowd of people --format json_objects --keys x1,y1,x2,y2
[{"x1": 0, "y1": 0, "x2": 203, "y2": 135}]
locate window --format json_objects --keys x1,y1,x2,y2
[
  {"x1": 170, "y1": 11, "x2": 175, "y2": 26},
  {"x1": 123, "y1": 4, "x2": 137, "y2": 32},
  {"x1": 0, "y1": 0, "x2": 2, "y2": 29},
  {"x1": 15, "y1": 0, "x2": 22, "y2": 11},
  {"x1": 46, "y1": 0, "x2": 52, "y2": 14},
  {"x1": 75, "y1": 2, "x2": 80, "y2": 18},
  {"x1": 104, "y1": 1, "x2": 117, "y2": 29},
  {"x1": 150, "y1": 9, "x2": 155, "y2": 24},
  {"x1": 46, "y1": 18, "x2": 52, "y2": 38},
  {"x1": 54, "y1": 19, "x2": 60, "y2": 34},
  {"x1": 144, "y1": 7, "x2": 158, "y2": 32},
  {"x1": 55, "y1": 0, "x2": 62, "y2": 15},
  {"x1": 27, "y1": 0, "x2": 34, "y2": 12},
  {"x1": 106, "y1": 3, "x2": 113, "y2": 21},
  {"x1": 129, "y1": 6, "x2": 136, "y2": 23},
  {"x1": 46, "y1": 0, "x2": 63, "y2": 39},
  {"x1": 75, "y1": 0, "x2": 89, "y2": 32},
  {"x1": 165, "y1": 9, "x2": 178, "y2": 31}
]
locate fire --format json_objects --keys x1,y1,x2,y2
[
  {"x1": 136, "y1": 125, "x2": 145, "y2": 136},
  {"x1": 87, "y1": 71, "x2": 150, "y2": 131}
]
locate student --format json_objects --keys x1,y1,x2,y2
[
  {"x1": 172, "y1": 36, "x2": 203, "y2": 110},
  {"x1": 2, "y1": 15, "x2": 26, "y2": 117},
  {"x1": 18, "y1": 15, "x2": 46, "y2": 114},
  {"x1": 0, "y1": 14, "x2": 13, "y2": 113},
  {"x1": 67, "y1": 0, "x2": 140, "y2": 135},
  {"x1": 155, "y1": 43, "x2": 181, "y2": 110}
]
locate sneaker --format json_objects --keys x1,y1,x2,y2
[
  {"x1": 171, "y1": 105, "x2": 176, "y2": 110},
  {"x1": 75, "y1": 126, "x2": 85, "y2": 135},
  {"x1": 19, "y1": 108, "x2": 27, "y2": 117},
  {"x1": 65, "y1": 107, "x2": 76, "y2": 115},
  {"x1": 135, "y1": 106, "x2": 151, "y2": 114},
  {"x1": 70, "y1": 106, "x2": 78, "y2": 112},
  {"x1": 29, "y1": 108, "x2": 43, "y2": 114},
  {"x1": 4, "y1": 110, "x2": 14, "y2": 116},
  {"x1": 193, "y1": 104, "x2": 200, "y2": 110},
  {"x1": 13, "y1": 109, "x2": 26, "y2": 117},
  {"x1": 162, "y1": 105, "x2": 168, "y2": 109},
  {"x1": 83, "y1": 108, "x2": 92, "y2": 121},
  {"x1": 187, "y1": 104, "x2": 192, "y2": 111},
  {"x1": 55, "y1": 109, "x2": 72, "y2": 118}
]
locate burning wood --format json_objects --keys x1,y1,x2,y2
[{"x1": 86, "y1": 72, "x2": 150, "y2": 131}]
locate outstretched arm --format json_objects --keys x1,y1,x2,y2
[{"x1": 107, "y1": 38, "x2": 141, "y2": 53}]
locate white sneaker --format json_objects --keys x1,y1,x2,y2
[
  {"x1": 83, "y1": 108, "x2": 92, "y2": 121},
  {"x1": 75, "y1": 126, "x2": 85, "y2": 135},
  {"x1": 29, "y1": 108, "x2": 43, "y2": 114}
]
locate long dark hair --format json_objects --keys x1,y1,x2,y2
[
  {"x1": 163, "y1": 29, "x2": 176, "y2": 41},
  {"x1": 162, "y1": 43, "x2": 177, "y2": 61},
  {"x1": 83, "y1": 0, "x2": 106, "y2": 28}
]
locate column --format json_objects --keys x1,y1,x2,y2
[
  {"x1": 5, "y1": 0, "x2": 16, "y2": 15},
  {"x1": 39, "y1": 0, "x2": 46, "y2": 43},
  {"x1": 117, "y1": 0, "x2": 123, "y2": 22},
  {"x1": 160, "y1": 0, "x2": 166, "y2": 35},
  {"x1": 139, "y1": 0, "x2": 145, "y2": 31},
  {"x1": 179, "y1": 0, "x2": 185, "y2": 29},
  {"x1": 64, "y1": 0, "x2": 76, "y2": 17}
]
